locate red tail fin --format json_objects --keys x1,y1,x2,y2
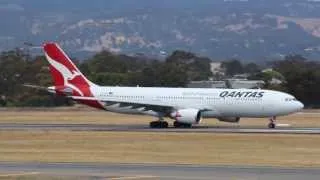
[{"x1": 43, "y1": 42, "x2": 95, "y2": 97}]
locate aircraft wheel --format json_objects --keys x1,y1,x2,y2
[
  {"x1": 173, "y1": 121, "x2": 192, "y2": 128},
  {"x1": 149, "y1": 121, "x2": 158, "y2": 128},
  {"x1": 268, "y1": 122, "x2": 276, "y2": 129},
  {"x1": 149, "y1": 121, "x2": 168, "y2": 128},
  {"x1": 161, "y1": 121, "x2": 169, "y2": 128},
  {"x1": 268, "y1": 116, "x2": 276, "y2": 129},
  {"x1": 173, "y1": 121, "x2": 181, "y2": 128}
]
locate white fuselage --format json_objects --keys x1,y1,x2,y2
[
  {"x1": 42, "y1": 42, "x2": 304, "y2": 127},
  {"x1": 86, "y1": 86, "x2": 304, "y2": 118}
]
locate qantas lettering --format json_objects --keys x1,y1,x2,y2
[{"x1": 219, "y1": 91, "x2": 265, "y2": 98}]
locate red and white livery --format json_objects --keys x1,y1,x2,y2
[{"x1": 42, "y1": 42, "x2": 304, "y2": 128}]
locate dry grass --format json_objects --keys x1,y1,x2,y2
[
  {"x1": 0, "y1": 108, "x2": 319, "y2": 128},
  {"x1": 0, "y1": 108, "x2": 319, "y2": 168},
  {"x1": 0, "y1": 110, "x2": 151, "y2": 125},
  {"x1": 0, "y1": 174, "x2": 94, "y2": 180},
  {"x1": 210, "y1": 112, "x2": 320, "y2": 128},
  {"x1": 0, "y1": 131, "x2": 319, "y2": 167}
]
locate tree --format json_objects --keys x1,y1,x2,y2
[
  {"x1": 88, "y1": 51, "x2": 128, "y2": 73},
  {"x1": 166, "y1": 50, "x2": 212, "y2": 81},
  {"x1": 221, "y1": 59, "x2": 244, "y2": 76},
  {"x1": 273, "y1": 55, "x2": 320, "y2": 107},
  {"x1": 244, "y1": 62, "x2": 260, "y2": 75},
  {"x1": 1, "y1": 46, "x2": 319, "y2": 108}
]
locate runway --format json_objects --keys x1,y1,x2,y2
[
  {"x1": 0, "y1": 162, "x2": 319, "y2": 180},
  {"x1": 0, "y1": 123, "x2": 320, "y2": 134}
]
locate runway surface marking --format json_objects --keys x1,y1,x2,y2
[
  {"x1": 110, "y1": 175, "x2": 158, "y2": 180},
  {"x1": 0, "y1": 172, "x2": 39, "y2": 177},
  {"x1": 0, "y1": 162, "x2": 319, "y2": 180},
  {"x1": 0, "y1": 123, "x2": 320, "y2": 134},
  {"x1": 296, "y1": 112, "x2": 320, "y2": 115}
]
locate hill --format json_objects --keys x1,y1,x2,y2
[{"x1": 1, "y1": 0, "x2": 320, "y2": 60}]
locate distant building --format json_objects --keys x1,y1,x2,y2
[
  {"x1": 187, "y1": 80, "x2": 226, "y2": 88},
  {"x1": 270, "y1": 78, "x2": 282, "y2": 85},
  {"x1": 262, "y1": 68, "x2": 273, "y2": 73},
  {"x1": 227, "y1": 79, "x2": 264, "y2": 89},
  {"x1": 210, "y1": 62, "x2": 225, "y2": 76},
  {"x1": 231, "y1": 73, "x2": 250, "y2": 79},
  {"x1": 189, "y1": 62, "x2": 270, "y2": 89},
  {"x1": 187, "y1": 79, "x2": 264, "y2": 89}
]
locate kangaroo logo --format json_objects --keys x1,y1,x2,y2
[
  {"x1": 45, "y1": 53, "x2": 84, "y2": 96},
  {"x1": 67, "y1": 70, "x2": 81, "y2": 81}
]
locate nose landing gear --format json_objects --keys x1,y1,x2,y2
[{"x1": 268, "y1": 116, "x2": 276, "y2": 129}]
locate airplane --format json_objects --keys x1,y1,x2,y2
[{"x1": 40, "y1": 42, "x2": 304, "y2": 129}]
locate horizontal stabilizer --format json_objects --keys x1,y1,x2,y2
[
  {"x1": 23, "y1": 84, "x2": 47, "y2": 90},
  {"x1": 23, "y1": 84, "x2": 55, "y2": 94}
]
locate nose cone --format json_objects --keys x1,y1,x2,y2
[{"x1": 297, "y1": 101, "x2": 304, "y2": 110}]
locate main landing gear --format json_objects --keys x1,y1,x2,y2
[
  {"x1": 149, "y1": 116, "x2": 168, "y2": 128},
  {"x1": 173, "y1": 121, "x2": 192, "y2": 128},
  {"x1": 268, "y1": 116, "x2": 276, "y2": 129},
  {"x1": 149, "y1": 121, "x2": 168, "y2": 128},
  {"x1": 149, "y1": 117, "x2": 193, "y2": 128}
]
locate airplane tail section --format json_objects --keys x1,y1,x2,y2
[{"x1": 43, "y1": 42, "x2": 97, "y2": 97}]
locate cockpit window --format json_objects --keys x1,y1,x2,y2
[{"x1": 285, "y1": 98, "x2": 297, "y2": 102}]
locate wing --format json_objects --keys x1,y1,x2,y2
[
  {"x1": 71, "y1": 96, "x2": 174, "y2": 114},
  {"x1": 103, "y1": 101, "x2": 173, "y2": 114}
]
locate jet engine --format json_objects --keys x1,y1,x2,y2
[
  {"x1": 217, "y1": 117, "x2": 240, "y2": 123},
  {"x1": 170, "y1": 108, "x2": 202, "y2": 124}
]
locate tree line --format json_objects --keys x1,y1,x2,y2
[{"x1": 0, "y1": 48, "x2": 319, "y2": 108}]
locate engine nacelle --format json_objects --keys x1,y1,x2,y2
[
  {"x1": 218, "y1": 117, "x2": 240, "y2": 123},
  {"x1": 170, "y1": 108, "x2": 202, "y2": 124}
]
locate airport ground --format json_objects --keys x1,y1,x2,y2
[
  {"x1": 0, "y1": 107, "x2": 320, "y2": 179},
  {"x1": 0, "y1": 107, "x2": 319, "y2": 127}
]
